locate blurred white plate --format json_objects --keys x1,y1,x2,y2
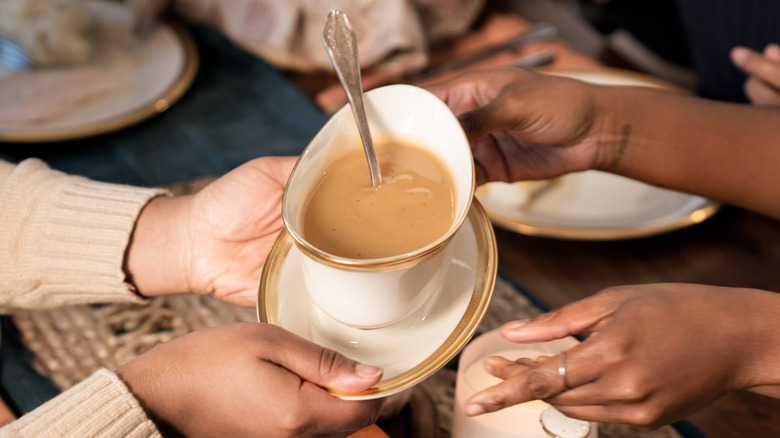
[
  {"x1": 475, "y1": 68, "x2": 720, "y2": 240},
  {"x1": 0, "y1": 0, "x2": 198, "y2": 143}
]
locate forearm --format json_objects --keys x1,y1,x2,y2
[{"x1": 595, "y1": 86, "x2": 780, "y2": 219}]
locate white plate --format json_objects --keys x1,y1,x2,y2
[
  {"x1": 0, "y1": 0, "x2": 198, "y2": 143},
  {"x1": 475, "y1": 68, "x2": 720, "y2": 240},
  {"x1": 257, "y1": 202, "x2": 497, "y2": 400}
]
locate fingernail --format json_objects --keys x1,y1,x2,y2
[
  {"x1": 503, "y1": 320, "x2": 530, "y2": 330},
  {"x1": 355, "y1": 363, "x2": 382, "y2": 378},
  {"x1": 464, "y1": 403, "x2": 486, "y2": 416},
  {"x1": 731, "y1": 47, "x2": 750, "y2": 66},
  {"x1": 766, "y1": 44, "x2": 780, "y2": 59}
]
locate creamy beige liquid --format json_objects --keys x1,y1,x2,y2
[{"x1": 301, "y1": 139, "x2": 455, "y2": 259}]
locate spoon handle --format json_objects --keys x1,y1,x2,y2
[{"x1": 322, "y1": 10, "x2": 382, "y2": 186}]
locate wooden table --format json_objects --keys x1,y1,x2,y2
[{"x1": 494, "y1": 205, "x2": 780, "y2": 438}]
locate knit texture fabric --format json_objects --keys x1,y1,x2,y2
[
  {"x1": 0, "y1": 369, "x2": 160, "y2": 438},
  {"x1": 0, "y1": 159, "x2": 167, "y2": 435},
  {"x1": 0, "y1": 159, "x2": 166, "y2": 310}
]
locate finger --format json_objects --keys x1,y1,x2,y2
[
  {"x1": 463, "y1": 354, "x2": 566, "y2": 416},
  {"x1": 483, "y1": 355, "x2": 551, "y2": 378},
  {"x1": 731, "y1": 46, "x2": 780, "y2": 89},
  {"x1": 499, "y1": 288, "x2": 629, "y2": 343},
  {"x1": 425, "y1": 76, "x2": 477, "y2": 115},
  {"x1": 424, "y1": 69, "x2": 520, "y2": 115},
  {"x1": 263, "y1": 359, "x2": 383, "y2": 436},
  {"x1": 259, "y1": 324, "x2": 383, "y2": 392},
  {"x1": 483, "y1": 356, "x2": 533, "y2": 380},
  {"x1": 764, "y1": 43, "x2": 780, "y2": 62},
  {"x1": 458, "y1": 97, "x2": 523, "y2": 142},
  {"x1": 298, "y1": 378, "x2": 383, "y2": 435},
  {"x1": 484, "y1": 356, "x2": 623, "y2": 409},
  {"x1": 468, "y1": 326, "x2": 649, "y2": 417},
  {"x1": 745, "y1": 76, "x2": 780, "y2": 106},
  {"x1": 474, "y1": 160, "x2": 488, "y2": 186},
  {"x1": 470, "y1": 134, "x2": 512, "y2": 182},
  {"x1": 466, "y1": 338, "x2": 615, "y2": 416}
]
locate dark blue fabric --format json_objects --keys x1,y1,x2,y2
[
  {"x1": 0, "y1": 22, "x2": 328, "y2": 187},
  {"x1": 676, "y1": 0, "x2": 780, "y2": 103},
  {"x1": 0, "y1": 317, "x2": 60, "y2": 416},
  {"x1": 599, "y1": 0, "x2": 780, "y2": 103}
]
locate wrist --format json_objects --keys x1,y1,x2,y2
[
  {"x1": 590, "y1": 86, "x2": 635, "y2": 172},
  {"x1": 735, "y1": 289, "x2": 780, "y2": 393},
  {"x1": 124, "y1": 195, "x2": 192, "y2": 297},
  {"x1": 116, "y1": 358, "x2": 185, "y2": 436}
]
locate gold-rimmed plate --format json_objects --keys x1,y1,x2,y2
[
  {"x1": 257, "y1": 201, "x2": 497, "y2": 400},
  {"x1": 475, "y1": 68, "x2": 720, "y2": 241},
  {"x1": 0, "y1": 0, "x2": 198, "y2": 143}
]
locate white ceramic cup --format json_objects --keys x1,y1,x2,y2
[{"x1": 282, "y1": 84, "x2": 474, "y2": 329}]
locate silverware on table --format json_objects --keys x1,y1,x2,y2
[
  {"x1": 508, "y1": 47, "x2": 556, "y2": 70},
  {"x1": 413, "y1": 22, "x2": 558, "y2": 80},
  {"x1": 0, "y1": 33, "x2": 32, "y2": 71}
]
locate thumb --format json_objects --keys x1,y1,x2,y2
[
  {"x1": 314, "y1": 351, "x2": 385, "y2": 394},
  {"x1": 266, "y1": 326, "x2": 383, "y2": 392}
]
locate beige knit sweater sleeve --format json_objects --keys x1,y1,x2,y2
[
  {"x1": 0, "y1": 370, "x2": 160, "y2": 438},
  {"x1": 0, "y1": 158, "x2": 166, "y2": 310},
  {"x1": 0, "y1": 159, "x2": 168, "y2": 437}
]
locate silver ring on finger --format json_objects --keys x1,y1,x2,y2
[{"x1": 558, "y1": 351, "x2": 573, "y2": 391}]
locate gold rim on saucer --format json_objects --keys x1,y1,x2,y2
[
  {"x1": 0, "y1": 21, "x2": 199, "y2": 144},
  {"x1": 480, "y1": 193, "x2": 721, "y2": 241},
  {"x1": 257, "y1": 199, "x2": 497, "y2": 399}
]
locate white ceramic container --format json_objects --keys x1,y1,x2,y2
[{"x1": 282, "y1": 84, "x2": 474, "y2": 328}]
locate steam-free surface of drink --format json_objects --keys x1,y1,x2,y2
[{"x1": 302, "y1": 139, "x2": 455, "y2": 259}]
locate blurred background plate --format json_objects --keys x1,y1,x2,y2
[
  {"x1": 0, "y1": 0, "x2": 198, "y2": 143},
  {"x1": 474, "y1": 68, "x2": 720, "y2": 240}
]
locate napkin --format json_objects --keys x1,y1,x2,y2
[{"x1": 170, "y1": 0, "x2": 486, "y2": 74}]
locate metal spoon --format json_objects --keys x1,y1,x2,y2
[{"x1": 322, "y1": 10, "x2": 382, "y2": 187}]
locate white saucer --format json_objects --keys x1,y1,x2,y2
[
  {"x1": 0, "y1": 0, "x2": 198, "y2": 143},
  {"x1": 475, "y1": 68, "x2": 720, "y2": 240},
  {"x1": 258, "y1": 201, "x2": 497, "y2": 400}
]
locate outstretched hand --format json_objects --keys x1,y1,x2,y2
[
  {"x1": 425, "y1": 68, "x2": 604, "y2": 185},
  {"x1": 125, "y1": 156, "x2": 297, "y2": 307},
  {"x1": 461, "y1": 284, "x2": 780, "y2": 429}
]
